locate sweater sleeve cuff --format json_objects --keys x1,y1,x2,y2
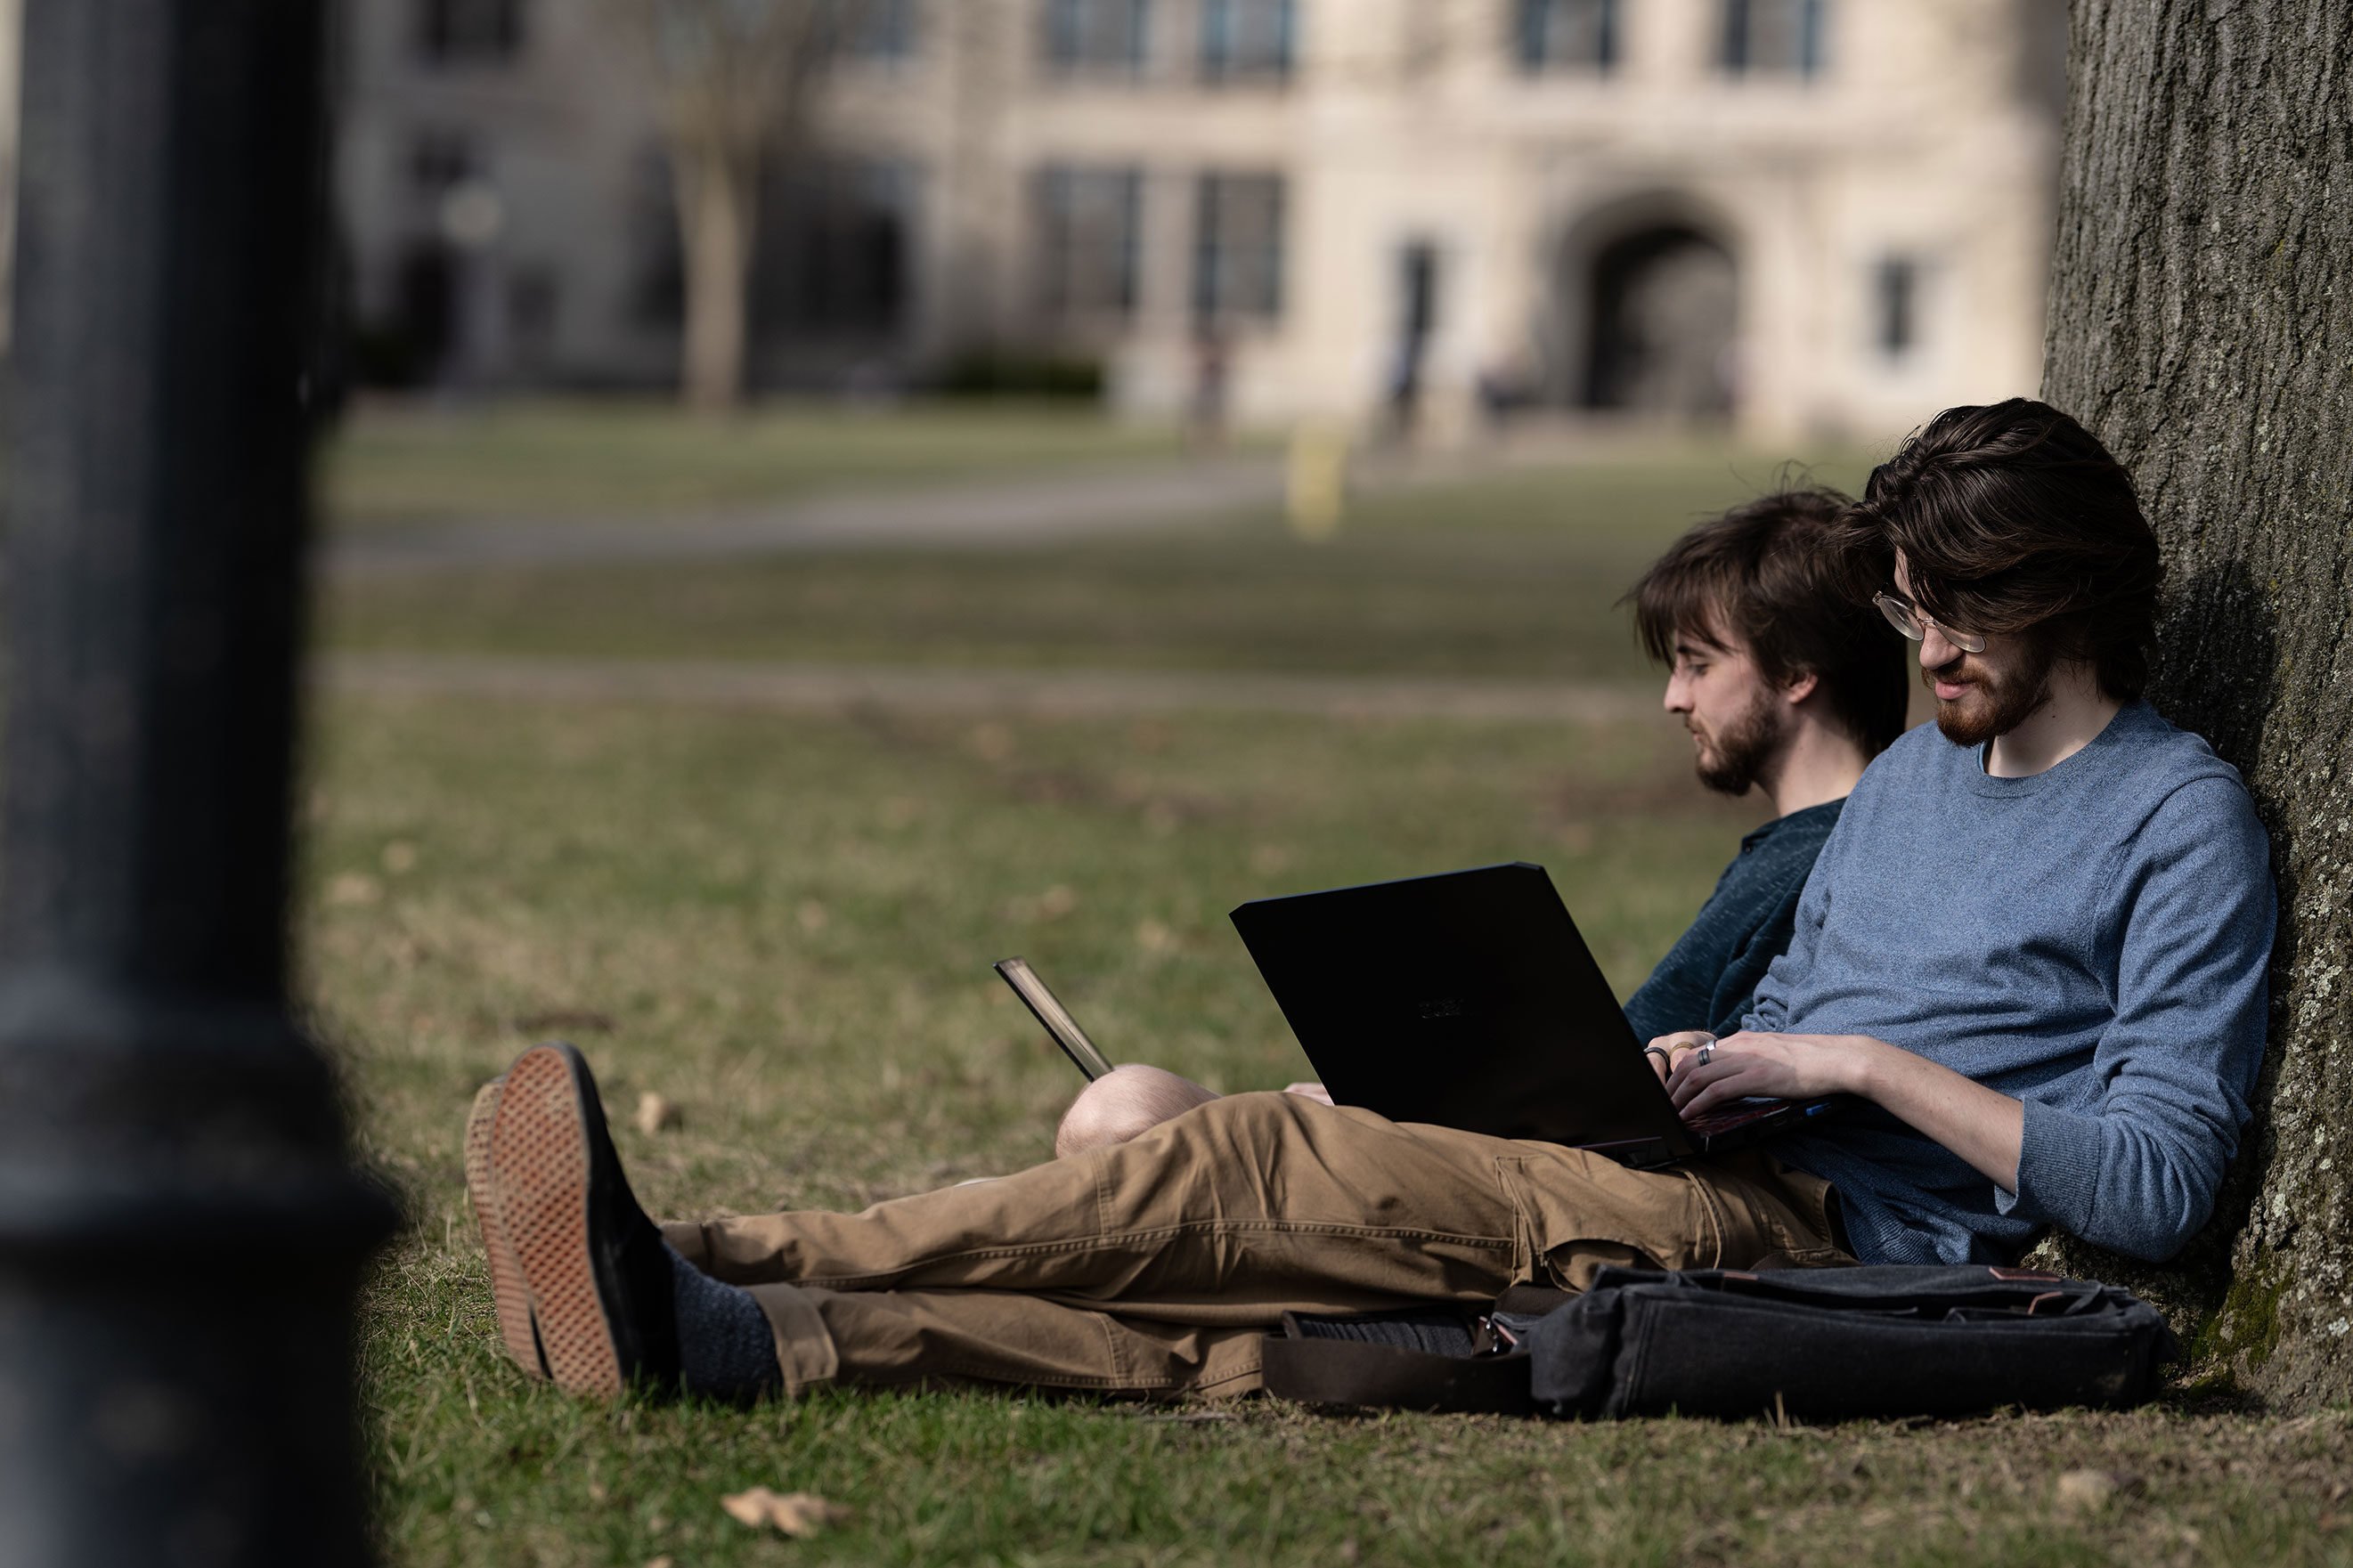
[{"x1": 1999, "y1": 1096, "x2": 2100, "y2": 1236}]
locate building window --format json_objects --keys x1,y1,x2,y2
[
  {"x1": 1721, "y1": 0, "x2": 1825, "y2": 77},
  {"x1": 1874, "y1": 255, "x2": 1920, "y2": 359},
  {"x1": 418, "y1": 0, "x2": 525, "y2": 66},
  {"x1": 408, "y1": 130, "x2": 477, "y2": 198},
  {"x1": 756, "y1": 161, "x2": 917, "y2": 337},
  {"x1": 1036, "y1": 166, "x2": 1144, "y2": 319},
  {"x1": 1516, "y1": 0, "x2": 1619, "y2": 74},
  {"x1": 1193, "y1": 173, "x2": 1285, "y2": 321},
  {"x1": 508, "y1": 267, "x2": 561, "y2": 361},
  {"x1": 629, "y1": 145, "x2": 686, "y2": 329},
  {"x1": 1200, "y1": 0, "x2": 1295, "y2": 84},
  {"x1": 1044, "y1": 0, "x2": 1150, "y2": 74},
  {"x1": 845, "y1": 0, "x2": 919, "y2": 61}
]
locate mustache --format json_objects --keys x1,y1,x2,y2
[{"x1": 1921, "y1": 652, "x2": 1981, "y2": 691}]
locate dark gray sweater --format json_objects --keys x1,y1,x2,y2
[{"x1": 1622, "y1": 799, "x2": 1844, "y2": 1046}]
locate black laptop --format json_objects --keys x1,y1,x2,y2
[{"x1": 1227, "y1": 862, "x2": 1836, "y2": 1168}]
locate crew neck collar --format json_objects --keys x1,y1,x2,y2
[
  {"x1": 1964, "y1": 700, "x2": 2147, "y2": 797},
  {"x1": 1745, "y1": 796, "x2": 1843, "y2": 849}
]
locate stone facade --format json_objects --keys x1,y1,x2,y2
[{"x1": 328, "y1": 0, "x2": 2064, "y2": 442}]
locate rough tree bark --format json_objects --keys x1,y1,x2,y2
[{"x1": 2032, "y1": 0, "x2": 2353, "y2": 1408}]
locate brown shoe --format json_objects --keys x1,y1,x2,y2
[
  {"x1": 464, "y1": 1076, "x2": 546, "y2": 1377},
  {"x1": 487, "y1": 1042, "x2": 680, "y2": 1399}
]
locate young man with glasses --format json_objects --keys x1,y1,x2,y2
[
  {"x1": 468, "y1": 401, "x2": 2273, "y2": 1402},
  {"x1": 1049, "y1": 488, "x2": 1910, "y2": 1157},
  {"x1": 1651, "y1": 399, "x2": 2274, "y2": 1263}
]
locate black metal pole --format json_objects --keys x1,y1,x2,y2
[{"x1": 0, "y1": 3, "x2": 394, "y2": 1564}]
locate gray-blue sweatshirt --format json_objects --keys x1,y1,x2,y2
[{"x1": 1750, "y1": 701, "x2": 2275, "y2": 1265}]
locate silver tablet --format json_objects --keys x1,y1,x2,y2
[{"x1": 994, "y1": 956, "x2": 1115, "y2": 1081}]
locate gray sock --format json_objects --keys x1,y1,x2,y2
[{"x1": 666, "y1": 1245, "x2": 783, "y2": 1400}]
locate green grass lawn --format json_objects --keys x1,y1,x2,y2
[
  {"x1": 315, "y1": 428, "x2": 2345, "y2": 1565},
  {"x1": 323, "y1": 451, "x2": 1869, "y2": 679},
  {"x1": 324, "y1": 694, "x2": 2347, "y2": 1567},
  {"x1": 322, "y1": 398, "x2": 1213, "y2": 529}
]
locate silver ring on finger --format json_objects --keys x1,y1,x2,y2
[{"x1": 1695, "y1": 1042, "x2": 1714, "y2": 1067}]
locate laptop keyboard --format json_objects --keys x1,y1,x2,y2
[{"x1": 1685, "y1": 1098, "x2": 1787, "y2": 1138}]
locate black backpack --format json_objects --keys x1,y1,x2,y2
[{"x1": 1261, "y1": 1264, "x2": 2178, "y2": 1421}]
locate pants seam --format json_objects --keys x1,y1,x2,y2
[
  {"x1": 793, "y1": 1221, "x2": 1518, "y2": 1291},
  {"x1": 846, "y1": 1348, "x2": 1267, "y2": 1393},
  {"x1": 1685, "y1": 1169, "x2": 1730, "y2": 1267},
  {"x1": 1098, "y1": 1307, "x2": 1127, "y2": 1385}
]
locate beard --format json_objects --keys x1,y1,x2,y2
[
  {"x1": 1689, "y1": 683, "x2": 1789, "y2": 797},
  {"x1": 1926, "y1": 637, "x2": 2058, "y2": 747}
]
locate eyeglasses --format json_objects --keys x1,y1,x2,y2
[{"x1": 1872, "y1": 590, "x2": 1986, "y2": 654}]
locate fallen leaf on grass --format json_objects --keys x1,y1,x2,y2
[
  {"x1": 2055, "y1": 1468, "x2": 2139, "y2": 1513},
  {"x1": 721, "y1": 1487, "x2": 852, "y2": 1538},
  {"x1": 635, "y1": 1092, "x2": 681, "y2": 1134},
  {"x1": 967, "y1": 721, "x2": 1015, "y2": 761},
  {"x1": 326, "y1": 872, "x2": 382, "y2": 906}
]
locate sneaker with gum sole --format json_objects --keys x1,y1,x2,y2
[
  {"x1": 487, "y1": 1042, "x2": 680, "y2": 1398},
  {"x1": 463, "y1": 1075, "x2": 545, "y2": 1377}
]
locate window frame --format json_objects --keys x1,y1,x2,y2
[
  {"x1": 416, "y1": 0, "x2": 525, "y2": 68},
  {"x1": 1198, "y1": 0, "x2": 1296, "y2": 86},
  {"x1": 1192, "y1": 170, "x2": 1286, "y2": 324},
  {"x1": 1042, "y1": 0, "x2": 1152, "y2": 77},
  {"x1": 1872, "y1": 253, "x2": 1924, "y2": 362},
  {"x1": 1035, "y1": 163, "x2": 1146, "y2": 321},
  {"x1": 1515, "y1": 0, "x2": 1620, "y2": 76},
  {"x1": 1720, "y1": 0, "x2": 1827, "y2": 79}
]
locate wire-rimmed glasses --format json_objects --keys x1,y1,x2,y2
[{"x1": 1872, "y1": 590, "x2": 1987, "y2": 654}]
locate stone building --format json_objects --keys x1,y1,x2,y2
[{"x1": 333, "y1": 0, "x2": 2066, "y2": 442}]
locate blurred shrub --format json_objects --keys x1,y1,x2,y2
[
  {"x1": 349, "y1": 322, "x2": 433, "y2": 391},
  {"x1": 933, "y1": 349, "x2": 1104, "y2": 402}
]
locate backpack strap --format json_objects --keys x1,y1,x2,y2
[{"x1": 1259, "y1": 1308, "x2": 1535, "y2": 1416}]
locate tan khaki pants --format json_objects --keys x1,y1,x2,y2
[{"x1": 663, "y1": 1092, "x2": 1845, "y2": 1399}]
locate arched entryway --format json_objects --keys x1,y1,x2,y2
[
  {"x1": 1584, "y1": 224, "x2": 1738, "y2": 418},
  {"x1": 1535, "y1": 194, "x2": 1743, "y2": 421}
]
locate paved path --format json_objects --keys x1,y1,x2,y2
[
  {"x1": 322, "y1": 427, "x2": 1660, "y2": 577},
  {"x1": 321, "y1": 651, "x2": 1656, "y2": 725},
  {"x1": 326, "y1": 456, "x2": 1285, "y2": 578}
]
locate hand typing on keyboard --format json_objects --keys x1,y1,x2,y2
[{"x1": 1657, "y1": 1029, "x2": 1869, "y2": 1122}]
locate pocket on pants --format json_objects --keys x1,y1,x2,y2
[
  {"x1": 1494, "y1": 1150, "x2": 1724, "y2": 1292},
  {"x1": 1693, "y1": 1156, "x2": 1851, "y2": 1267}
]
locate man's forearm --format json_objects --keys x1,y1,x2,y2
[{"x1": 1845, "y1": 1039, "x2": 2024, "y2": 1194}]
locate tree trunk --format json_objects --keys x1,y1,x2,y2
[
  {"x1": 673, "y1": 134, "x2": 758, "y2": 413},
  {"x1": 2034, "y1": 0, "x2": 2353, "y2": 1408}
]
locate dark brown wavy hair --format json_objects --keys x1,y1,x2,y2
[
  {"x1": 1836, "y1": 399, "x2": 2163, "y2": 701},
  {"x1": 1627, "y1": 486, "x2": 1909, "y2": 757}
]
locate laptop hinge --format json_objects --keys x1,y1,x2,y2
[{"x1": 1575, "y1": 1136, "x2": 1678, "y2": 1169}]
